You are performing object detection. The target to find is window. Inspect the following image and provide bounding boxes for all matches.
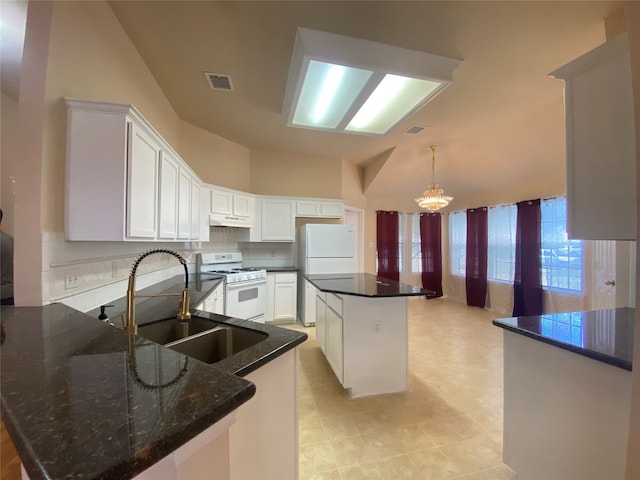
[449,211,466,276]
[541,197,583,292]
[487,204,517,282]
[398,213,422,273]
[411,214,421,273]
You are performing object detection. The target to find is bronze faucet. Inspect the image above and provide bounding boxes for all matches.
[124,249,191,335]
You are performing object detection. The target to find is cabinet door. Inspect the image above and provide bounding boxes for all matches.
[211,189,233,215]
[265,273,275,322]
[296,200,320,217]
[320,201,344,218]
[326,306,343,383]
[261,199,295,241]
[303,279,317,325]
[552,34,636,240]
[315,296,326,354]
[127,122,160,238]
[274,275,297,321]
[158,151,179,239]
[177,170,191,239]
[233,193,252,217]
[190,180,201,240]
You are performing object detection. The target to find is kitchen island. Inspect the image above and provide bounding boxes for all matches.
[305,273,433,398]
[0,275,307,480]
[493,308,634,480]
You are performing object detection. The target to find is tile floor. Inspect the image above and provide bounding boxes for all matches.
[288,297,517,480]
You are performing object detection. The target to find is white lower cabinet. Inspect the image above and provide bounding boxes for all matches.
[325,295,344,383]
[315,292,327,354]
[266,272,297,323]
[199,283,224,315]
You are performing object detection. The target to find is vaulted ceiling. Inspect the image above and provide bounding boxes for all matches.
[4,1,625,209]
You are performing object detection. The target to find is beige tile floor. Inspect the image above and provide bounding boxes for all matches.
[286,297,517,480]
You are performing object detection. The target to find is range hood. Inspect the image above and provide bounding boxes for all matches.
[209,213,253,228]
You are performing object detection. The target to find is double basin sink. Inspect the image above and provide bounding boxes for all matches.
[137,316,267,364]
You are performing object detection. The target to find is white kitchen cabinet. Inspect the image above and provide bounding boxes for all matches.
[211,189,253,218]
[127,121,160,238]
[177,169,192,240]
[64,98,205,241]
[210,188,256,228]
[190,181,201,240]
[550,33,636,240]
[315,292,327,354]
[158,151,179,239]
[300,277,317,326]
[260,198,295,241]
[295,198,344,218]
[199,282,224,315]
[265,274,275,322]
[325,297,344,383]
[274,273,297,322]
[266,272,297,324]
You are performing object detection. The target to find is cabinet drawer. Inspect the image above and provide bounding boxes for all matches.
[276,272,297,283]
[326,293,342,316]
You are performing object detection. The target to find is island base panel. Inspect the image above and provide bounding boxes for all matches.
[503,331,631,480]
[343,296,409,398]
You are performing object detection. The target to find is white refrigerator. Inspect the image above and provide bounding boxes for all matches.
[298,224,356,326]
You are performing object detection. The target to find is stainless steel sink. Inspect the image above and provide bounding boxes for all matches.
[137,316,267,364]
[164,326,267,364]
[138,316,219,345]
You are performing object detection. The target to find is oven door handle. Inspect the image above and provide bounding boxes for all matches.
[225,278,267,290]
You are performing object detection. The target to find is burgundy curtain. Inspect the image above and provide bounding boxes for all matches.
[466,207,488,308]
[419,213,443,297]
[513,199,543,316]
[376,211,400,281]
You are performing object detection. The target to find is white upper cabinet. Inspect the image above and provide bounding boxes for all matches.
[261,198,295,241]
[295,198,344,218]
[551,33,636,240]
[64,98,204,241]
[190,180,201,240]
[126,122,160,238]
[211,189,233,215]
[178,169,192,239]
[157,150,179,240]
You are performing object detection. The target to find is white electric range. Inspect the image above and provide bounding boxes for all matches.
[196,252,267,323]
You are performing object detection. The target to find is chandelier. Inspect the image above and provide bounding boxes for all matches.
[415,145,453,212]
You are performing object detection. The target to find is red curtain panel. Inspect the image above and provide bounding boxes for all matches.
[466,207,488,307]
[419,212,443,297]
[376,211,400,281]
[513,199,543,316]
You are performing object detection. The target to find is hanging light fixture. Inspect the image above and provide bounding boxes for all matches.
[415,145,453,212]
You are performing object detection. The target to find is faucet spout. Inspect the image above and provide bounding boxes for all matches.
[124,249,191,335]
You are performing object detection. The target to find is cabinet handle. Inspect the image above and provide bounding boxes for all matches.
[605,279,616,286]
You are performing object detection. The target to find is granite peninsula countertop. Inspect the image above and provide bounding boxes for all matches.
[492,307,634,371]
[305,273,434,298]
[261,266,298,272]
[1,275,307,480]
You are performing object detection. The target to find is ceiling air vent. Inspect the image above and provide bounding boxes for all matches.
[204,72,234,91]
[403,125,427,135]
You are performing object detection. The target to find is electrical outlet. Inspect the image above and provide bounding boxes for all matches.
[270,250,276,258]
[373,321,381,333]
[111,262,118,278]
[64,269,79,290]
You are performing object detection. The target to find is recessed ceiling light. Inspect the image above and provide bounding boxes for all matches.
[282,27,462,137]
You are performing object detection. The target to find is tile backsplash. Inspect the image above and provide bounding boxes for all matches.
[45,226,295,312]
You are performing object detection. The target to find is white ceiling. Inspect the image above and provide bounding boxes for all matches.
[3,1,624,209]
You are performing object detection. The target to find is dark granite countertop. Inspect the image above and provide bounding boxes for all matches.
[305,273,434,298]
[492,307,634,371]
[1,275,307,480]
[262,266,299,272]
